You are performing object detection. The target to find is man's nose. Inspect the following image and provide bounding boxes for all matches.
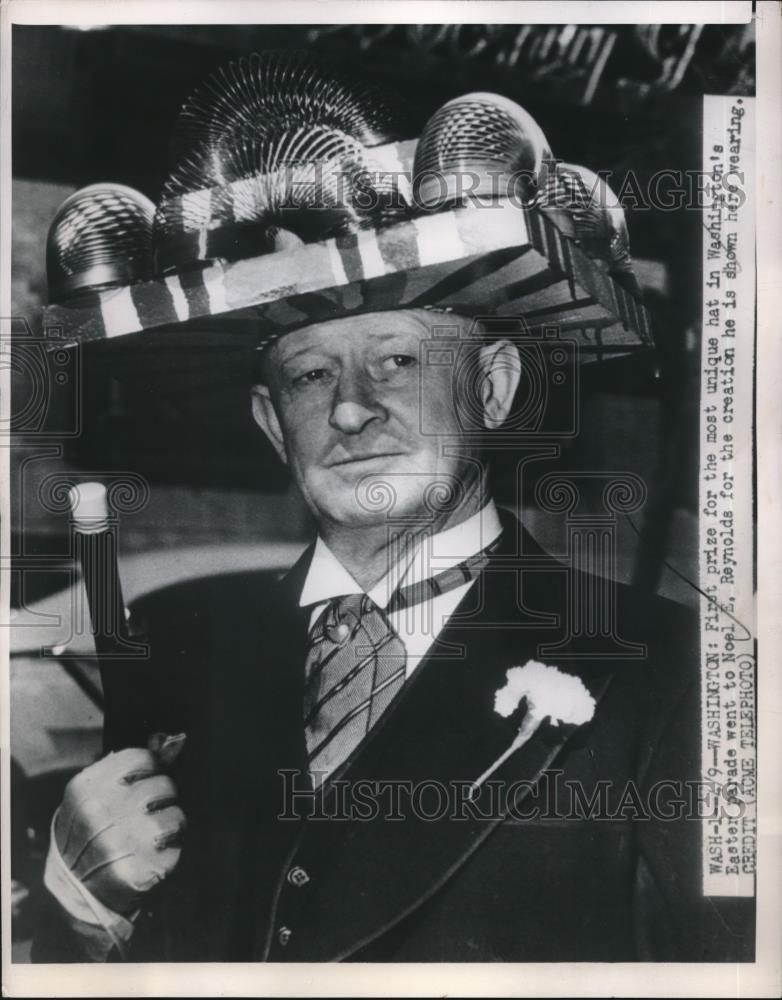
[329,369,386,435]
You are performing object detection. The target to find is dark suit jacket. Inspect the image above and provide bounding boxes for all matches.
[33,513,754,962]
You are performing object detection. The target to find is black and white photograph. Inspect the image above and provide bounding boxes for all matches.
[1,1,779,995]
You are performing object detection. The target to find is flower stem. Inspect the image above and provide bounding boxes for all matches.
[469,712,542,798]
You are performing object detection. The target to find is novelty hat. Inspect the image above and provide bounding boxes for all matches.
[43,50,653,390]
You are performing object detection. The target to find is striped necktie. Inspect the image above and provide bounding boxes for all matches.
[303,538,500,786]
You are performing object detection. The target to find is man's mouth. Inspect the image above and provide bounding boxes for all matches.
[328,451,407,467]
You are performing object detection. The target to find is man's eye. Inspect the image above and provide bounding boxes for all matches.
[383,354,417,371]
[293,369,330,386]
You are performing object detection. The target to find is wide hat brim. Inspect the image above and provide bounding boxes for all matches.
[44,197,653,396]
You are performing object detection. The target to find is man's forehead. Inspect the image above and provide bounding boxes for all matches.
[267,309,474,359]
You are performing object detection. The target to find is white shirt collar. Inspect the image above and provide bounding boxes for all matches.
[298,500,503,610]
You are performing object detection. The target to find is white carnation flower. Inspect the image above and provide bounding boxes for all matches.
[493,660,596,726]
[471,660,596,796]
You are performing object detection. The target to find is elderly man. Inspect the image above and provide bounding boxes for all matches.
[33,53,753,963]
[34,307,751,963]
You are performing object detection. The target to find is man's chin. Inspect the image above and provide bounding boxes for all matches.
[321,494,454,529]
[307,457,471,526]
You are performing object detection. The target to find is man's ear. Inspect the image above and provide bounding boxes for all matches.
[250,384,288,464]
[478,339,522,429]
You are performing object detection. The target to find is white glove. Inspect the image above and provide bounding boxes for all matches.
[54,736,187,916]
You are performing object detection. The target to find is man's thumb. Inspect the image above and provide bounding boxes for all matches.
[147,732,187,767]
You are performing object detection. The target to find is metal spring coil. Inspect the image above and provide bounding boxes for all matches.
[47,183,155,302]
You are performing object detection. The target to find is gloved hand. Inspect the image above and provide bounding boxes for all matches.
[53,735,187,916]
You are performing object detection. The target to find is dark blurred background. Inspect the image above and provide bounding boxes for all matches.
[9,21,755,958]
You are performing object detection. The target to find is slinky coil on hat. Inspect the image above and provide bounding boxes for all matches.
[43,52,654,390]
[170,49,404,157]
[411,95,635,284]
[154,51,410,273]
[413,92,554,209]
[535,162,638,295]
[46,184,156,303]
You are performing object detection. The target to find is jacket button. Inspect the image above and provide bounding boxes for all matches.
[287,865,311,887]
[277,925,292,946]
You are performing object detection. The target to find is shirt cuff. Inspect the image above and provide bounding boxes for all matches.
[43,810,137,961]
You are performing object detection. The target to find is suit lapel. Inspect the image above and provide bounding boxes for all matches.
[261,517,621,961]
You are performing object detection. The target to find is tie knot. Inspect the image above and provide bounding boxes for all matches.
[321,593,374,645]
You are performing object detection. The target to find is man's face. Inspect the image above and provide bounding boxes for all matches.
[252,310,486,529]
